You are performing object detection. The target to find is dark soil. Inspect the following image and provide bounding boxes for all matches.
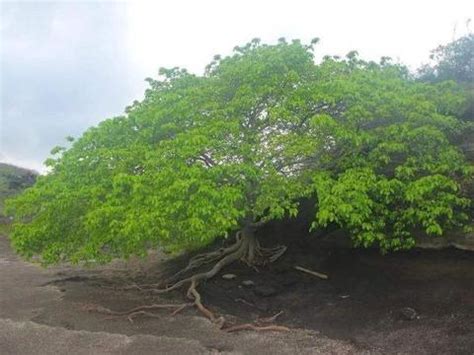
[120,216,474,354]
[202,245,474,354]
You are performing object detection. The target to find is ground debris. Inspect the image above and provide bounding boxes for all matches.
[294,265,328,279]
[400,307,418,321]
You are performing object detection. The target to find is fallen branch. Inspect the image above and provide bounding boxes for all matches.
[294,265,328,279]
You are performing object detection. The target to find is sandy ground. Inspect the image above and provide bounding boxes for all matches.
[0,235,356,355]
[1,229,474,354]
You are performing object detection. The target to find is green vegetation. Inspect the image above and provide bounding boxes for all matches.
[6,39,473,280]
[419,33,474,84]
[417,33,474,206]
[0,163,36,237]
[0,163,36,218]
[419,33,474,122]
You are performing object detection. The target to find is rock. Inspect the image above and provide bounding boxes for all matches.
[400,307,418,320]
[254,285,277,297]
[221,273,237,280]
[242,280,255,287]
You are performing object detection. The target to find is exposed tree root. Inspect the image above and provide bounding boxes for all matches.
[152,230,286,294]
[146,230,286,327]
[167,241,242,285]
[257,310,284,324]
[235,297,256,307]
[81,302,192,323]
[224,324,290,333]
[171,303,190,316]
[108,230,288,331]
[223,310,288,333]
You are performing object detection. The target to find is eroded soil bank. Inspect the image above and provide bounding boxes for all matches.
[202,244,474,354]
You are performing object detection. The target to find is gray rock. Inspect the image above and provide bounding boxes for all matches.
[221,273,237,280]
[242,280,255,287]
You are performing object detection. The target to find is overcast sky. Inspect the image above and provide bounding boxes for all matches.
[1,0,472,172]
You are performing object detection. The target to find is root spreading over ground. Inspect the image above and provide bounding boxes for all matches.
[88,230,289,332]
[82,303,192,323]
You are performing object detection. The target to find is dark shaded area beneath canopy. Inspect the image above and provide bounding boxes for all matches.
[200,222,474,353]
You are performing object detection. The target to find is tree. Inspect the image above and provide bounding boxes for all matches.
[418,33,474,121]
[418,33,474,84]
[303,55,472,251]
[417,32,474,206]
[6,40,472,319]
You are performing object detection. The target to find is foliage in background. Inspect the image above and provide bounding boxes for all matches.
[417,33,474,206]
[6,39,473,264]
[418,33,474,122]
[0,163,37,218]
[418,33,474,84]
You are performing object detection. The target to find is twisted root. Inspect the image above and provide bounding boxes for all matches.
[111,231,288,331]
[81,303,192,323]
[149,231,286,294]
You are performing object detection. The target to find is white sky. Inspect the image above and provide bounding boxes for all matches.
[125,0,473,86]
[1,0,473,172]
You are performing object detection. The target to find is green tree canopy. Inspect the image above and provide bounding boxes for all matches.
[7,39,472,269]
